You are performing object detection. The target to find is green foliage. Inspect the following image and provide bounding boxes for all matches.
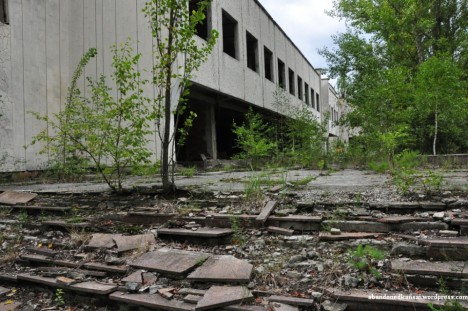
[321,0,468,156]
[243,174,265,202]
[230,216,246,246]
[143,0,219,191]
[179,166,197,178]
[233,108,277,169]
[348,244,385,279]
[54,288,65,306]
[31,42,153,192]
[428,278,466,311]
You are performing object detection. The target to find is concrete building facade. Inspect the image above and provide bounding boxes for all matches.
[0,0,346,172]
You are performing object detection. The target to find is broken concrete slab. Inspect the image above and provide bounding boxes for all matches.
[195,286,253,310]
[42,220,90,229]
[131,248,211,276]
[0,191,37,205]
[17,274,117,295]
[270,302,299,311]
[377,216,428,224]
[113,234,156,253]
[25,247,58,257]
[7,205,72,212]
[157,228,232,238]
[87,233,118,249]
[183,294,203,304]
[267,226,294,236]
[391,259,466,278]
[188,255,253,283]
[122,270,157,286]
[109,291,194,311]
[256,201,277,223]
[319,232,383,241]
[83,262,129,274]
[268,295,315,307]
[0,301,21,311]
[0,286,11,297]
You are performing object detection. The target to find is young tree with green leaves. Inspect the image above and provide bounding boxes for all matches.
[32,42,153,192]
[143,0,218,191]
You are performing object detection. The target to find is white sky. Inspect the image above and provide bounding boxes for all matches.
[257,0,346,71]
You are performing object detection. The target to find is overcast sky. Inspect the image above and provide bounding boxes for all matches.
[257,0,346,71]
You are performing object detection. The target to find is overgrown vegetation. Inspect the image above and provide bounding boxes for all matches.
[32,43,153,192]
[321,0,468,158]
[348,244,385,279]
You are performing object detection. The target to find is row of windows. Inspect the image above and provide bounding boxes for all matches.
[331,108,339,123]
[191,1,320,113]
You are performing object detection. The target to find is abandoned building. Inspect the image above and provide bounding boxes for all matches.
[0,0,350,172]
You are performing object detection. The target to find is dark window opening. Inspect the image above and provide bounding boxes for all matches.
[305,83,309,105]
[288,68,295,96]
[189,0,209,40]
[222,10,237,59]
[278,59,286,89]
[0,0,8,25]
[297,76,303,100]
[246,31,258,72]
[311,88,315,109]
[264,46,273,82]
[316,94,320,112]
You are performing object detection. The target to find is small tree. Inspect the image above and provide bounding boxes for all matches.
[143,0,218,191]
[233,107,276,170]
[32,42,153,192]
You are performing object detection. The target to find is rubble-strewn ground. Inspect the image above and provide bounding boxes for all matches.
[0,168,467,311]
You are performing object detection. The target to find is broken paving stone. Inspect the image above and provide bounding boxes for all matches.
[188,255,253,283]
[178,288,207,296]
[268,295,315,307]
[195,286,253,311]
[330,228,341,235]
[183,294,202,304]
[109,291,193,310]
[131,248,211,276]
[105,255,126,266]
[0,300,22,311]
[271,303,299,311]
[56,276,78,286]
[322,300,347,311]
[122,270,157,286]
[125,282,142,292]
[113,234,156,253]
[158,288,175,299]
[87,233,118,249]
[390,243,426,257]
[439,230,458,237]
[0,286,11,297]
[433,212,446,220]
[0,191,37,205]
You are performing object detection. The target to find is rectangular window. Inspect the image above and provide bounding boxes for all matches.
[0,0,8,24]
[278,59,286,89]
[222,10,238,59]
[297,76,303,100]
[189,0,209,40]
[316,94,320,112]
[311,88,315,109]
[264,46,274,82]
[304,83,309,105]
[246,31,259,72]
[288,68,295,96]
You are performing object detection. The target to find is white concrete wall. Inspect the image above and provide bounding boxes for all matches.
[0,0,326,171]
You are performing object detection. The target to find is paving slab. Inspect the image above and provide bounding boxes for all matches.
[0,191,37,205]
[268,296,315,307]
[319,232,383,241]
[267,226,294,236]
[195,286,253,310]
[122,270,157,285]
[17,274,117,295]
[113,234,156,253]
[109,291,194,311]
[222,305,266,311]
[0,274,17,282]
[452,219,468,226]
[391,259,466,278]
[131,248,211,276]
[256,201,277,223]
[2,205,72,212]
[157,228,233,238]
[25,247,58,257]
[0,286,11,297]
[42,220,91,229]
[267,215,322,222]
[270,303,299,311]
[83,262,129,274]
[188,255,253,283]
[0,301,22,311]
[87,233,118,249]
[378,216,428,224]
[183,294,203,303]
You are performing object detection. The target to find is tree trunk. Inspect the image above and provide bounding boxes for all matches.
[161,9,175,192]
[433,108,438,156]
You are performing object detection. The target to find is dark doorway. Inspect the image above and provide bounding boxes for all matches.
[216,106,245,159]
